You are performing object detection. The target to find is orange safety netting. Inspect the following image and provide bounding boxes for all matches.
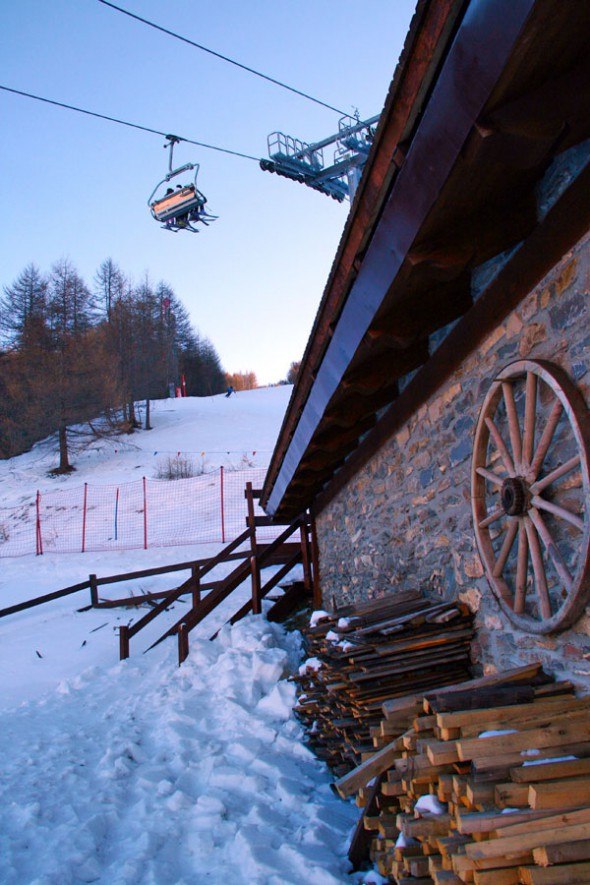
[0,467,276,557]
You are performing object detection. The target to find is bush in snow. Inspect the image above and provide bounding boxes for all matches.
[155,454,206,480]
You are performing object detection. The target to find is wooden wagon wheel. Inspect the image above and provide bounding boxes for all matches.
[472,359,590,633]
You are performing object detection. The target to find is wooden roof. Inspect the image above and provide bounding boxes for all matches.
[262,0,590,520]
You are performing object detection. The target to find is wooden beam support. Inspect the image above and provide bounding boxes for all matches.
[343,341,429,395]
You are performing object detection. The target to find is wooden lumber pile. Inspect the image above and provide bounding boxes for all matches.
[294,592,474,775]
[330,662,590,884]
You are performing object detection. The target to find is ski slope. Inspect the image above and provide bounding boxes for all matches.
[0,389,378,884]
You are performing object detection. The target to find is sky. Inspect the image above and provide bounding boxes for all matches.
[0,0,417,385]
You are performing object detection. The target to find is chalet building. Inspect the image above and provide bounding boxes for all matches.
[262,0,590,682]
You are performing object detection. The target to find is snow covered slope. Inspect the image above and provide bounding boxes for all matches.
[0,388,374,884]
[0,386,293,506]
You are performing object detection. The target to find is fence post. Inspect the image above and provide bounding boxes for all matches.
[119,625,130,660]
[178,623,189,665]
[142,477,148,550]
[81,483,88,553]
[245,482,261,614]
[35,490,43,556]
[220,466,226,543]
[89,573,98,607]
[309,506,322,609]
[300,514,313,596]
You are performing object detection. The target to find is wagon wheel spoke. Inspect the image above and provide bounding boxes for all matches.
[514,519,529,614]
[484,417,516,476]
[530,495,584,531]
[479,506,505,530]
[523,515,551,619]
[522,371,537,470]
[493,518,518,577]
[502,381,522,470]
[528,506,573,592]
[532,455,581,494]
[529,399,563,480]
[476,466,505,488]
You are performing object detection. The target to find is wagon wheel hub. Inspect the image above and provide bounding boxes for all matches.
[500,477,528,516]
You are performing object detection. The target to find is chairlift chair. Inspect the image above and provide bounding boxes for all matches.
[148,136,217,233]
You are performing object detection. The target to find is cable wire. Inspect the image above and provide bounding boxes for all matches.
[0,84,260,161]
[97,0,349,117]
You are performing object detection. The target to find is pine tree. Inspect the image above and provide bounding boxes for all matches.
[0,263,47,346]
[94,258,125,322]
[47,258,93,340]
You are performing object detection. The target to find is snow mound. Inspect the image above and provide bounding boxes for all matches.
[0,617,358,884]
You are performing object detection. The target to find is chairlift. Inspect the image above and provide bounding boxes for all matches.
[148,136,217,233]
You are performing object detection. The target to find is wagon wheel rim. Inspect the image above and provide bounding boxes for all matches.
[471,359,590,634]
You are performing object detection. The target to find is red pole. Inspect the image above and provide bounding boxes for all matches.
[81,482,88,553]
[35,490,43,555]
[220,466,226,543]
[143,476,148,550]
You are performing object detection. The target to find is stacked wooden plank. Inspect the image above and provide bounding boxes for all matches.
[329,663,590,884]
[294,592,474,776]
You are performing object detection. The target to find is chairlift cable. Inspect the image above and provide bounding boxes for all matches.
[0,84,260,162]
[97,0,349,117]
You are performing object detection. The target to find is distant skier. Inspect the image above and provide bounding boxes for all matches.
[225,385,235,398]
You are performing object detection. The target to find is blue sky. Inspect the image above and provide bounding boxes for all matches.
[1,0,416,384]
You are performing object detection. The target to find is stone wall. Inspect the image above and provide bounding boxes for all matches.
[316,231,590,684]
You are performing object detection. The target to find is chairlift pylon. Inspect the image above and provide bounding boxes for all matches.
[148,135,217,233]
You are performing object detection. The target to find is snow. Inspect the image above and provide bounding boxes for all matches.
[394,833,418,848]
[0,388,293,506]
[414,795,447,816]
[478,729,518,738]
[299,657,323,675]
[0,389,371,884]
[0,388,295,558]
[522,755,578,767]
[309,610,331,626]
[0,619,358,884]
[325,630,340,642]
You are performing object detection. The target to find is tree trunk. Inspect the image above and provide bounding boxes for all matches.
[128,400,139,431]
[145,398,152,430]
[58,421,71,472]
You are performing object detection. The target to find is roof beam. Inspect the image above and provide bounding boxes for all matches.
[265,0,537,517]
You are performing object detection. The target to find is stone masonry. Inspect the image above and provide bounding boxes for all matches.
[316,231,590,685]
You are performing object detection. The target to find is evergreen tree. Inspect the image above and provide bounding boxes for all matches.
[47,258,93,340]
[0,263,47,346]
[94,258,125,322]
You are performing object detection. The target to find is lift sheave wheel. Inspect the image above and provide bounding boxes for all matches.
[471,359,590,633]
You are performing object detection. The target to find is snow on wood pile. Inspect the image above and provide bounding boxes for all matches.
[293,593,474,776]
[326,659,590,883]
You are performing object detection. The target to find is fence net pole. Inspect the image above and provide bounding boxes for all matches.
[143,476,148,550]
[35,490,43,556]
[220,466,225,543]
[81,483,88,553]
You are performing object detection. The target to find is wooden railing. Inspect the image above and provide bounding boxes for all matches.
[125,484,314,665]
[176,517,307,662]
